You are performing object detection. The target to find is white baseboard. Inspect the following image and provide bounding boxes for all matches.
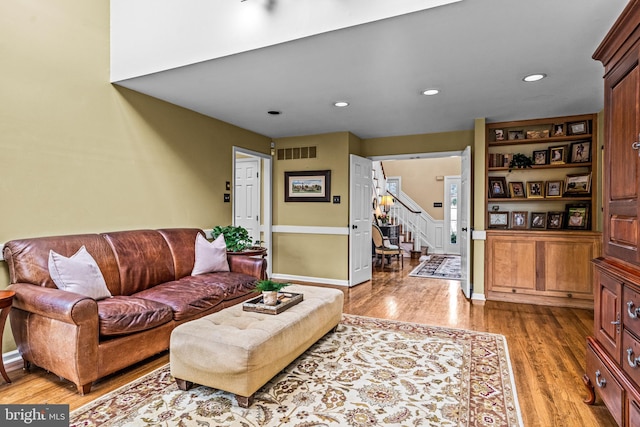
[271,273,349,287]
[3,350,23,373]
[471,292,487,304]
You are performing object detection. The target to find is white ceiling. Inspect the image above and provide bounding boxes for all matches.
[113,0,628,140]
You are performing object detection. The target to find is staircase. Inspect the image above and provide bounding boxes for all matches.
[371,161,445,255]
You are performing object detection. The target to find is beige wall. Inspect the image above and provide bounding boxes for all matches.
[382,157,461,220]
[0,1,270,351]
[362,130,475,156]
[272,133,352,281]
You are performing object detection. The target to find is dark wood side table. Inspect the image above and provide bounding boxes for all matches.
[378,224,400,247]
[0,290,16,384]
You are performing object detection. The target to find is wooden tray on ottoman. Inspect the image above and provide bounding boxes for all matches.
[242,292,303,315]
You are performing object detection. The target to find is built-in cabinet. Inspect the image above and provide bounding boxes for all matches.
[484,114,601,308]
[486,231,600,308]
[584,2,640,425]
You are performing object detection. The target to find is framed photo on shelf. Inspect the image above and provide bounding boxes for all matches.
[553,123,565,136]
[545,180,563,198]
[565,204,590,230]
[488,211,509,229]
[569,141,591,163]
[510,211,528,229]
[549,145,568,164]
[530,212,547,229]
[564,172,592,195]
[547,211,565,229]
[508,130,524,140]
[526,181,544,198]
[494,129,505,141]
[508,181,525,198]
[567,120,589,135]
[533,150,547,165]
[526,129,549,139]
[284,170,331,202]
[488,177,508,198]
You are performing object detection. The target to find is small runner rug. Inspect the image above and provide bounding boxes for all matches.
[70,314,522,426]
[409,255,462,279]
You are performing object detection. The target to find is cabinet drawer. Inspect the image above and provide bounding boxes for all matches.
[587,343,624,426]
[623,329,640,388]
[624,286,640,337]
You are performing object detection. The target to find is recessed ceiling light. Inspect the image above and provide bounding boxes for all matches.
[523,73,547,82]
[267,110,281,115]
[333,101,349,107]
[422,89,439,96]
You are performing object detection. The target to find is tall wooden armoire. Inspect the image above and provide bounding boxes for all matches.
[584,1,640,426]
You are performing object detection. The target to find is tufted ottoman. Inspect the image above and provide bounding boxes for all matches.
[169,284,344,407]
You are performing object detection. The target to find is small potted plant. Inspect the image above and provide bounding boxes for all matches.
[508,153,534,172]
[254,279,289,306]
[211,225,253,252]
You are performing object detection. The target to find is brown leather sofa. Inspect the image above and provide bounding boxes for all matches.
[3,228,266,394]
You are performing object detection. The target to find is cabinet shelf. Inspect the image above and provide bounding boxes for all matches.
[488,196,592,203]
[488,163,591,171]
[488,134,593,147]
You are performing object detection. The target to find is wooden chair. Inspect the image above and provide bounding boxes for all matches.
[372,224,403,269]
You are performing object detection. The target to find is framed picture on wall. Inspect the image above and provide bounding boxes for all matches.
[284,170,331,202]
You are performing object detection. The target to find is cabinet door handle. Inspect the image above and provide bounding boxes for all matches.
[628,348,640,368]
[628,301,640,319]
[595,370,607,388]
[633,138,640,156]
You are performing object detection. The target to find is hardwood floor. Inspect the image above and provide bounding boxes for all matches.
[0,257,617,426]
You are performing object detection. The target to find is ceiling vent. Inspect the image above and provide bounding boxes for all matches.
[277,146,317,160]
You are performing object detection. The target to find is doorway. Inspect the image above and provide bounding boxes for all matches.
[444,176,461,255]
[233,147,272,277]
[365,150,471,297]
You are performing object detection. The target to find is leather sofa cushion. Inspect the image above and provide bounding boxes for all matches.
[3,234,121,293]
[203,271,260,296]
[132,272,258,321]
[101,230,176,295]
[97,296,173,337]
[133,278,226,321]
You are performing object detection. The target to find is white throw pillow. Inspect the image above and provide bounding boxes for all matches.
[191,233,230,275]
[48,246,112,300]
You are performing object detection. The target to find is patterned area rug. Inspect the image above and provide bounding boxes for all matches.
[70,315,522,426]
[409,255,462,279]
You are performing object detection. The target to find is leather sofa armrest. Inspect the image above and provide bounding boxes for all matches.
[8,283,98,325]
[227,256,267,280]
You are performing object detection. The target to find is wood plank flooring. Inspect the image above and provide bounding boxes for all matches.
[0,257,617,426]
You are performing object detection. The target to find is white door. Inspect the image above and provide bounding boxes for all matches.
[234,158,260,245]
[459,146,472,299]
[349,154,372,286]
[444,176,461,255]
